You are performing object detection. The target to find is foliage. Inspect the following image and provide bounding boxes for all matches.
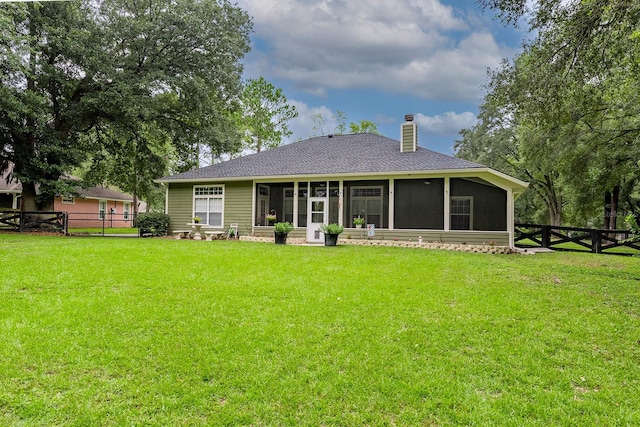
[457,0,640,227]
[318,223,344,235]
[0,235,639,425]
[273,221,293,234]
[349,120,379,134]
[136,212,170,236]
[624,214,640,241]
[311,111,379,137]
[237,77,298,153]
[0,0,251,212]
[353,216,366,226]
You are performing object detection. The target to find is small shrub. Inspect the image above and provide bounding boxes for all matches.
[274,221,294,234]
[318,223,344,235]
[137,212,170,237]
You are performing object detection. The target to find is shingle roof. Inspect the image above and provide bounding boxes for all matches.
[1,164,133,201]
[75,187,133,201]
[159,133,484,181]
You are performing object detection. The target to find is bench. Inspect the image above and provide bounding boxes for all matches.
[204,230,225,241]
[172,230,192,240]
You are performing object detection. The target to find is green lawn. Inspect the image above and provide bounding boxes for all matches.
[1,234,639,426]
[68,227,139,235]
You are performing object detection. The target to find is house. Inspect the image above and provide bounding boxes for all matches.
[157,115,529,247]
[0,167,139,228]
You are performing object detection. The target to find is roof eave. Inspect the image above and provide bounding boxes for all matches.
[156,167,529,191]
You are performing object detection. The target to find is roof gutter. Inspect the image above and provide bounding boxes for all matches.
[155,167,529,191]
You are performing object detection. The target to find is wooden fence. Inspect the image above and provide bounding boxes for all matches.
[515,223,640,255]
[0,211,68,234]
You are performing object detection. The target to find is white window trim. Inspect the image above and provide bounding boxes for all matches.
[193,185,225,228]
[61,195,75,204]
[123,202,131,220]
[450,196,474,230]
[350,185,383,226]
[98,200,107,220]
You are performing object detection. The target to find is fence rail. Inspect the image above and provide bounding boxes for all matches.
[0,211,68,234]
[515,223,640,255]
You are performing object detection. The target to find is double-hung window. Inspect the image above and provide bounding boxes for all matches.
[123,203,131,221]
[99,200,107,219]
[194,185,224,227]
[450,197,473,230]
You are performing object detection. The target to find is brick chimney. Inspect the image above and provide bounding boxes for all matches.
[401,114,417,152]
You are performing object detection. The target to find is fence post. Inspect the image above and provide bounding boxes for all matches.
[542,225,551,248]
[63,212,69,235]
[591,230,602,253]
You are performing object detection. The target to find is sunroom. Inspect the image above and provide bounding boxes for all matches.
[252,175,510,244]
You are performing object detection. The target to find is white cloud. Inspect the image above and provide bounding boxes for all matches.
[415,111,477,136]
[237,0,509,101]
[286,100,338,141]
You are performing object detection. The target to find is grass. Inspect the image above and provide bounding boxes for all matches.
[1,234,639,426]
[68,227,139,235]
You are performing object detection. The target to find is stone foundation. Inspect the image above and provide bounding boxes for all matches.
[239,235,513,254]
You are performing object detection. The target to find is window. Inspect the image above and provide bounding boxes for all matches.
[123,203,131,221]
[194,185,224,227]
[450,197,473,230]
[298,183,308,227]
[98,200,107,219]
[351,186,383,227]
[61,195,75,204]
[283,188,294,223]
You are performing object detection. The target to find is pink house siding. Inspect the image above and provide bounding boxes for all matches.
[54,197,134,228]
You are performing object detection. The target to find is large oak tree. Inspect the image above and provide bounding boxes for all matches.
[456,0,640,227]
[0,0,251,211]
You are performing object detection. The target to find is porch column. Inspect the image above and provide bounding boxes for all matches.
[338,180,344,227]
[444,177,450,231]
[293,182,299,228]
[388,179,394,230]
[507,189,515,248]
[251,182,257,234]
[12,193,19,210]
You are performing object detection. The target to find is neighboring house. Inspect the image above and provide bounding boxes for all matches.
[0,167,139,228]
[53,187,136,228]
[157,115,529,247]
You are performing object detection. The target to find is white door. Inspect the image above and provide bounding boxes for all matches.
[306,197,328,243]
[257,185,269,225]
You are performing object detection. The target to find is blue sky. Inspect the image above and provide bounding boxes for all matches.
[236,0,527,154]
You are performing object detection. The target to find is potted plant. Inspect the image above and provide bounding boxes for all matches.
[353,216,365,228]
[193,216,201,224]
[318,223,344,246]
[266,211,277,225]
[274,221,293,244]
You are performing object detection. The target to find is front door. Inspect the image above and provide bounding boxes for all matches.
[257,185,269,225]
[306,197,328,243]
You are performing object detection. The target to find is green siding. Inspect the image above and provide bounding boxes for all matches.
[167,181,253,236]
[167,183,193,232]
[341,229,509,246]
[401,123,416,152]
[223,181,253,236]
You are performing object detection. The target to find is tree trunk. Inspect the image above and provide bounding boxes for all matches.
[132,193,139,226]
[21,182,39,211]
[604,191,611,229]
[608,186,620,230]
